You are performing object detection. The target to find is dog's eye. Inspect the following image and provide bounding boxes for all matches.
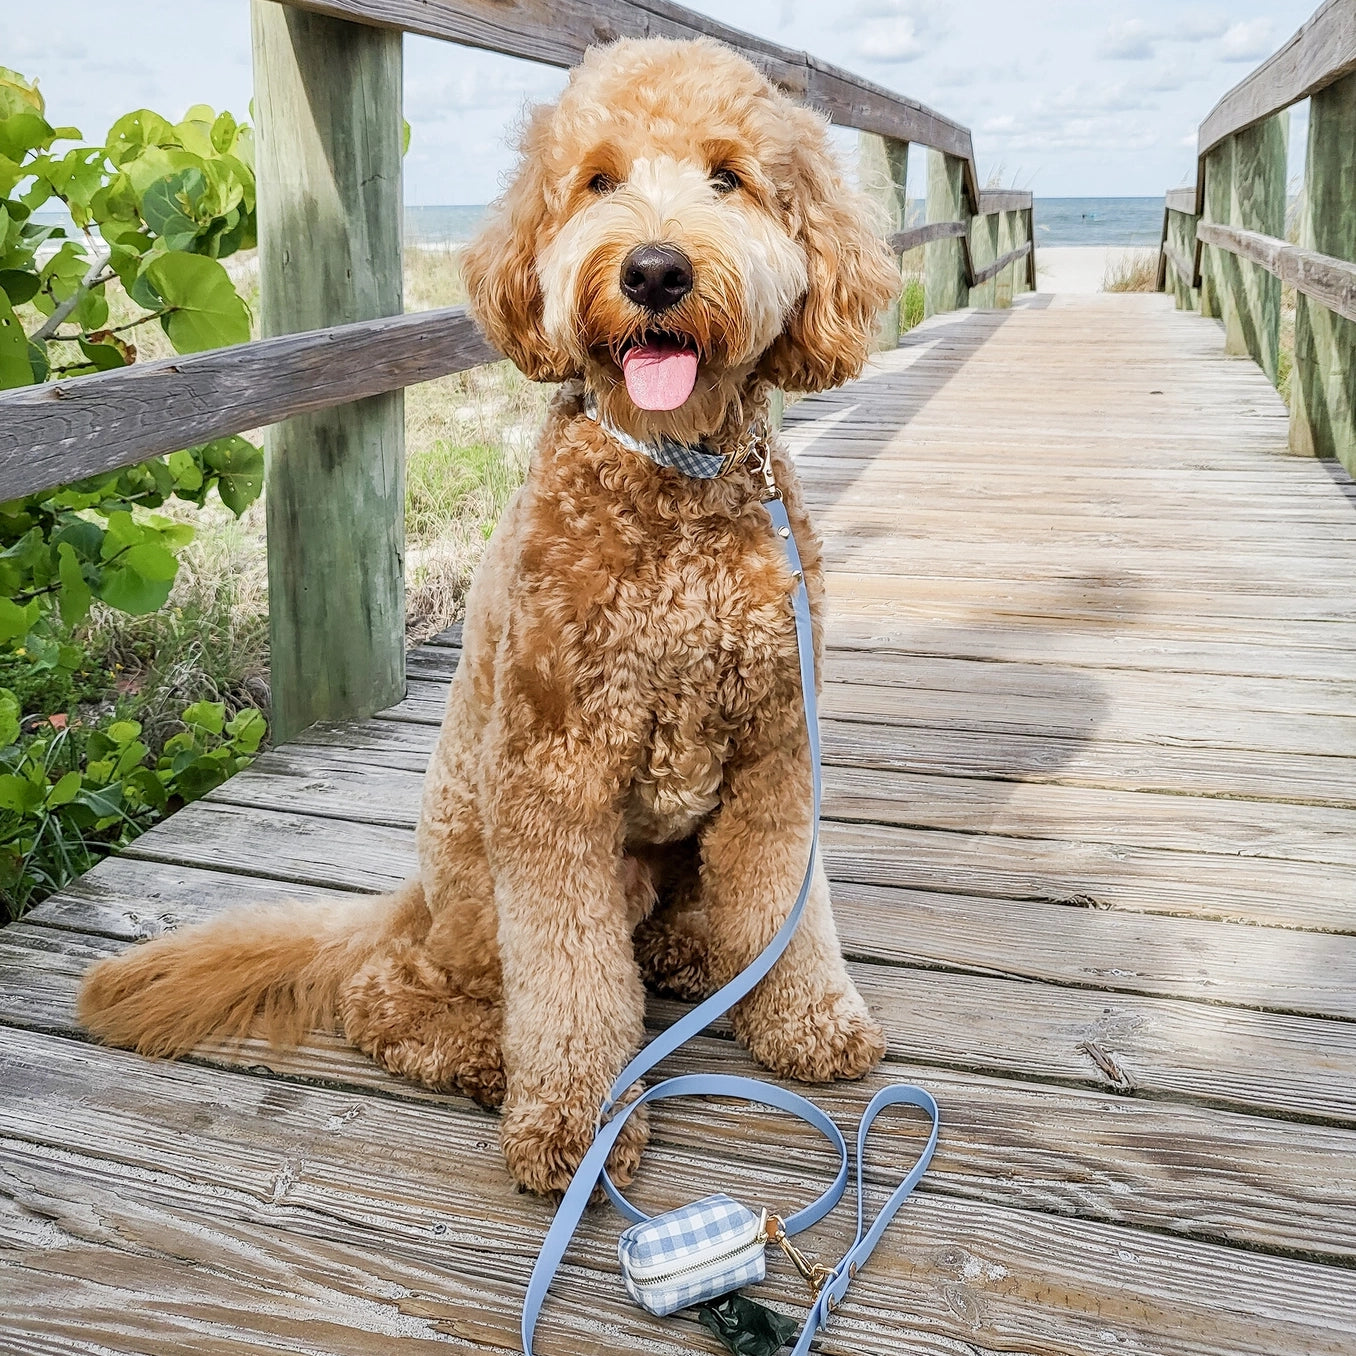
[588,172,617,195]
[711,168,740,195]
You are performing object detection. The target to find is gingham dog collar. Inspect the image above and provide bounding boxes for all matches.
[582,393,734,479]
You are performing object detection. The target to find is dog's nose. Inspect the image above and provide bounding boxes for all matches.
[620,244,693,312]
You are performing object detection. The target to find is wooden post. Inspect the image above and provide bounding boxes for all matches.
[1022,207,1036,293]
[251,1,406,742]
[968,210,997,308]
[1291,71,1356,469]
[1230,112,1288,385]
[859,133,909,348]
[1170,210,1200,311]
[1199,145,1230,320]
[925,151,968,316]
[994,210,1014,309]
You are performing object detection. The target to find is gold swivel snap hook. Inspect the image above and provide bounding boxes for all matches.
[764,1215,832,1298]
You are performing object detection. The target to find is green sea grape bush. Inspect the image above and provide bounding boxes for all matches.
[0,67,264,669]
[0,69,269,914]
[0,691,265,918]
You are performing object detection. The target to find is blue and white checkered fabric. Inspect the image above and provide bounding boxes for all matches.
[582,397,731,480]
[618,1193,766,1316]
[646,437,729,479]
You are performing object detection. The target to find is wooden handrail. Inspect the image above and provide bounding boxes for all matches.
[1196,222,1356,325]
[0,308,496,505]
[285,0,984,207]
[1159,0,1356,466]
[1193,0,1356,213]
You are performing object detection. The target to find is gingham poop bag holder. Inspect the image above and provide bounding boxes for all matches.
[520,484,941,1356]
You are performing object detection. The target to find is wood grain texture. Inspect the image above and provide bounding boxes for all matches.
[279,0,977,166]
[0,307,498,505]
[886,220,965,256]
[252,3,407,740]
[1197,0,1356,160]
[5,291,1356,1352]
[6,1028,1356,1356]
[924,151,967,315]
[1199,221,1356,328]
[1290,69,1356,470]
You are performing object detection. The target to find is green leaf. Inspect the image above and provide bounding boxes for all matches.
[77,337,127,371]
[0,595,37,643]
[106,720,142,747]
[166,449,204,491]
[122,540,178,581]
[56,542,92,628]
[0,111,55,161]
[98,563,173,615]
[199,435,263,515]
[140,250,250,353]
[0,688,19,747]
[141,167,208,251]
[181,700,224,735]
[226,707,266,753]
[0,289,31,389]
[46,770,82,807]
[0,773,44,814]
[210,110,238,155]
[0,268,39,304]
[105,109,177,167]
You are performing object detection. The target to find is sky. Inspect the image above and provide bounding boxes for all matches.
[6,1,1319,203]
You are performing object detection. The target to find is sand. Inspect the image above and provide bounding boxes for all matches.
[1033,245,1157,294]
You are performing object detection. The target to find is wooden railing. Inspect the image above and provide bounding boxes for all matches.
[1158,0,1356,469]
[0,0,1033,738]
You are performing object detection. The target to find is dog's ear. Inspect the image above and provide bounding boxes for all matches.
[758,107,900,394]
[462,107,573,382]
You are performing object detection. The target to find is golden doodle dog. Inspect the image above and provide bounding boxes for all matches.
[78,37,899,1194]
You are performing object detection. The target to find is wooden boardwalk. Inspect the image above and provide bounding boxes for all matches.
[4,291,1356,1354]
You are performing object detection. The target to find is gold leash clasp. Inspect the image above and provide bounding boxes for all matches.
[764,1215,832,1297]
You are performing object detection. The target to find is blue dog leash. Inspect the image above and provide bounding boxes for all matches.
[521,440,939,1353]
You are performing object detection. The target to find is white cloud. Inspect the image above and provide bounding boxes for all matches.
[852,0,945,64]
[1100,20,1157,60]
[1172,9,1229,42]
[1221,19,1275,62]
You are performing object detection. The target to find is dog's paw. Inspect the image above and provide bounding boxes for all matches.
[500,1085,649,1197]
[341,955,506,1107]
[738,988,886,1084]
[635,909,714,1001]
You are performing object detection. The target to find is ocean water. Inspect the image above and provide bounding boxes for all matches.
[404,198,1166,249]
[1031,198,1164,247]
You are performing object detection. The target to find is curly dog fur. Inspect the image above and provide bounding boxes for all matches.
[78,37,898,1194]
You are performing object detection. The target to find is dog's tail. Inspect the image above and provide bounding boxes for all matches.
[77,880,428,1058]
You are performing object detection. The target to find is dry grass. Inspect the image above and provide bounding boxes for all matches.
[1102,250,1159,293]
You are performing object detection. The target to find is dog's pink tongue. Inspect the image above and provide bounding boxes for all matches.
[622,342,698,411]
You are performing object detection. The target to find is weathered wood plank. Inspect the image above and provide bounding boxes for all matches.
[1290,69,1356,470]
[886,220,965,255]
[280,0,977,168]
[0,307,498,505]
[1198,0,1356,163]
[8,915,1356,1268]
[924,151,968,315]
[1196,221,1356,327]
[970,239,1030,289]
[975,190,1032,215]
[859,131,909,348]
[252,2,406,740]
[180,761,1356,934]
[33,819,1356,1023]
[6,1027,1356,1355]
[1165,188,1197,215]
[6,911,1356,1132]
